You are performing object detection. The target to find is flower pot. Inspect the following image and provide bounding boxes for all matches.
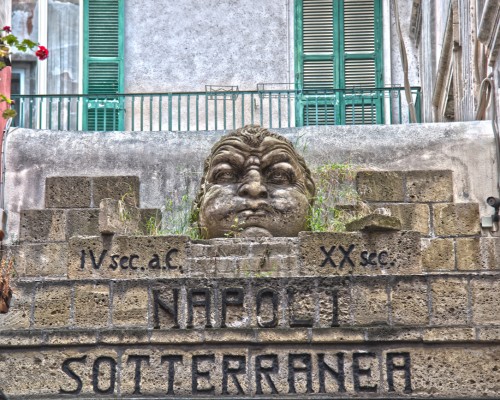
[0,285,12,313]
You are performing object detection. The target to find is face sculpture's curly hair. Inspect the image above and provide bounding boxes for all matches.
[191,125,316,233]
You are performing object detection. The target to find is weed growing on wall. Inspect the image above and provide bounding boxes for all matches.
[309,163,369,232]
[146,193,200,239]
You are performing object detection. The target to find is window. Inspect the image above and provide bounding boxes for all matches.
[295,0,384,125]
[83,0,124,130]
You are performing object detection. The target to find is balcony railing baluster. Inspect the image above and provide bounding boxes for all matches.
[10,87,421,132]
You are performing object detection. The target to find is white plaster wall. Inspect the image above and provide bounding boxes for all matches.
[389,0,421,93]
[0,0,11,27]
[124,0,292,93]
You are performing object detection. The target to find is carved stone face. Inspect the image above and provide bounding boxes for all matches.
[194,126,315,238]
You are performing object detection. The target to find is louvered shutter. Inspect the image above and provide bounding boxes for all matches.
[296,0,383,125]
[84,0,124,131]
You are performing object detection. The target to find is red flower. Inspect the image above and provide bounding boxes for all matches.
[2,26,11,33]
[35,45,49,60]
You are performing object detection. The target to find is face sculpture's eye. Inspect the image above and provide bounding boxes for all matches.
[266,164,295,185]
[212,166,238,184]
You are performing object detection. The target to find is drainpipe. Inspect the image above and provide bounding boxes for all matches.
[478,0,500,44]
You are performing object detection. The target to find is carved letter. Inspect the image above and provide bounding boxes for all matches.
[90,250,107,270]
[255,354,279,395]
[80,250,85,270]
[119,256,129,269]
[352,352,377,393]
[386,352,412,393]
[153,288,180,329]
[187,288,212,328]
[129,254,139,270]
[92,356,117,395]
[165,248,179,269]
[148,254,161,269]
[338,244,355,268]
[127,355,150,395]
[320,246,337,268]
[222,355,246,395]
[256,288,279,328]
[192,354,215,395]
[59,355,87,395]
[317,353,346,393]
[221,288,244,328]
[288,353,313,394]
[378,251,389,266]
[161,355,183,395]
[109,255,119,270]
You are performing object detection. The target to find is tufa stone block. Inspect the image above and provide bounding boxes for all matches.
[99,198,142,235]
[45,176,91,208]
[345,213,402,232]
[421,238,455,271]
[68,235,188,280]
[351,279,388,326]
[74,283,110,328]
[405,170,453,202]
[432,203,480,236]
[299,231,422,276]
[66,208,100,238]
[16,242,67,277]
[111,282,149,327]
[19,209,66,243]
[33,284,71,328]
[0,284,32,330]
[455,238,481,270]
[373,203,430,235]
[390,278,429,325]
[356,170,404,202]
[92,176,140,207]
[470,279,500,325]
[430,278,468,325]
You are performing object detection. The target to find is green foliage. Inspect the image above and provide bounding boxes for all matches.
[2,109,16,119]
[224,217,243,238]
[1,30,48,120]
[1,35,36,52]
[146,193,200,239]
[308,162,369,232]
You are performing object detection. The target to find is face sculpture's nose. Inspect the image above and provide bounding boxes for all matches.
[237,169,268,199]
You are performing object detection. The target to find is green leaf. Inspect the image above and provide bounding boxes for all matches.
[20,39,36,49]
[0,62,5,70]
[0,94,13,104]
[3,34,18,47]
[2,109,17,119]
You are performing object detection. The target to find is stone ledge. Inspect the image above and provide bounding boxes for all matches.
[1,327,497,348]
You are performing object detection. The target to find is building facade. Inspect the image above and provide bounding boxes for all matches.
[1,0,499,131]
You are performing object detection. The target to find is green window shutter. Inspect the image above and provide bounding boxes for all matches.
[83,0,124,131]
[342,0,381,88]
[301,0,335,90]
[295,0,383,125]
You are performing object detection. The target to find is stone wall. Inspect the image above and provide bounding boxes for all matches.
[4,121,496,243]
[1,168,499,398]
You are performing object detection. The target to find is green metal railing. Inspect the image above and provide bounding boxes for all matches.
[10,87,421,132]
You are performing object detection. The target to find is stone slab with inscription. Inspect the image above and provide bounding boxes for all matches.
[1,169,498,399]
[1,345,499,398]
